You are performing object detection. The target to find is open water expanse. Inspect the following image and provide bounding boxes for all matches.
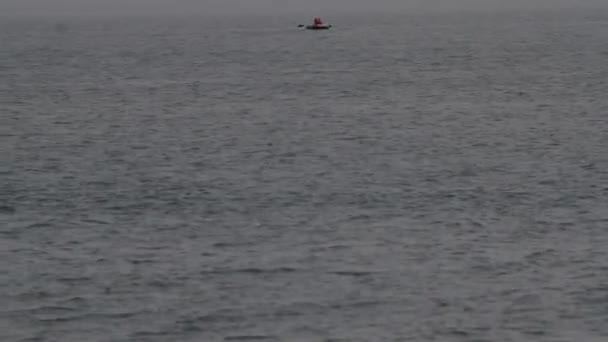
[2,8,608,341]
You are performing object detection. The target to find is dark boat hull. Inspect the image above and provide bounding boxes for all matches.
[306,25,331,30]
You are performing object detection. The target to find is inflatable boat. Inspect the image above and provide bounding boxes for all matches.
[300,17,331,30]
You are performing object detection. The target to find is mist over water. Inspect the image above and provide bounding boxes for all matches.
[2,4,608,342]
[2,0,608,15]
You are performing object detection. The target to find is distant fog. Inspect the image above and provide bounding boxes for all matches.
[2,0,607,15]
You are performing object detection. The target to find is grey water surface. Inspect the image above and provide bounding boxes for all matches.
[2,9,608,342]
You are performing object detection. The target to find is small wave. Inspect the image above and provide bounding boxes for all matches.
[37,306,79,313]
[16,337,44,342]
[224,335,277,341]
[212,241,255,248]
[37,315,79,323]
[58,296,87,305]
[10,305,78,317]
[274,302,325,317]
[57,277,91,283]
[202,267,299,275]
[80,218,110,225]
[37,310,144,323]
[25,222,53,229]
[16,291,53,300]
[309,244,350,252]
[524,249,559,266]
[330,270,375,277]
[129,259,157,265]
[329,300,387,310]
[0,205,15,214]
[180,312,244,324]
[89,311,140,319]
[447,329,470,336]
[132,330,171,337]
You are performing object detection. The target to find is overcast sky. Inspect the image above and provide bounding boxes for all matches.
[2,0,606,15]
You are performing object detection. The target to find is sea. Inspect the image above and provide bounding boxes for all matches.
[2,8,608,342]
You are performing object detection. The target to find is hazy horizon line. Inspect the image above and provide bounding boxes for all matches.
[2,0,607,17]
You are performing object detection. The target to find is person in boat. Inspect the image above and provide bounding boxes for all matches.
[314,17,323,26]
